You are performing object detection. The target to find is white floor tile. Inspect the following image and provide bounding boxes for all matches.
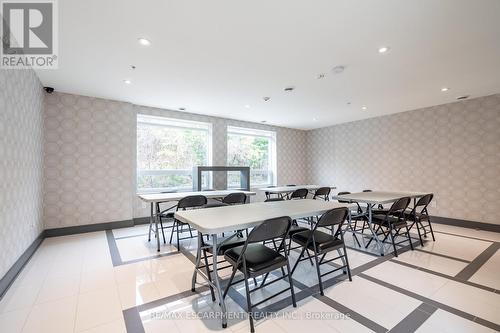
[364,261,449,298]
[0,308,30,333]
[432,224,500,243]
[74,287,123,332]
[117,281,161,309]
[22,296,77,333]
[416,309,497,333]
[419,232,492,261]
[79,318,127,333]
[393,250,468,276]
[431,280,500,325]
[0,284,41,314]
[36,275,80,304]
[323,276,421,329]
[80,268,116,293]
[112,225,150,239]
[115,237,178,262]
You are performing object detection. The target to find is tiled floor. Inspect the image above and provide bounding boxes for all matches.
[0,223,499,333]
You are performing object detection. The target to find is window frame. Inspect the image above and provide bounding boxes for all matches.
[136,114,213,193]
[226,125,277,188]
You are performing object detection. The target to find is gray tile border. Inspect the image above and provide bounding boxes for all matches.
[433,230,497,243]
[390,259,498,294]
[414,248,471,263]
[123,307,145,333]
[388,303,437,333]
[106,229,184,267]
[317,295,388,333]
[106,230,123,266]
[359,273,500,332]
[455,243,500,281]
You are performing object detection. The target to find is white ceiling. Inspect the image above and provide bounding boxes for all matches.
[36,0,500,130]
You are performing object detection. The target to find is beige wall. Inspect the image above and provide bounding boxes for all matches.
[42,91,500,228]
[306,94,500,224]
[43,92,308,228]
[0,69,45,278]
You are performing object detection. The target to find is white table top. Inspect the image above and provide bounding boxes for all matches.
[174,199,351,234]
[258,185,336,194]
[138,190,256,203]
[332,191,431,205]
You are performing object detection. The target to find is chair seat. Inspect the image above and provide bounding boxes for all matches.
[288,225,309,236]
[159,211,175,218]
[403,211,429,221]
[292,230,344,253]
[371,214,407,228]
[224,244,287,275]
[204,236,246,255]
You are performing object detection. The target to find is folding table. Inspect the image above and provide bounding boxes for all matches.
[174,199,350,328]
[259,185,337,199]
[332,191,431,256]
[138,190,256,252]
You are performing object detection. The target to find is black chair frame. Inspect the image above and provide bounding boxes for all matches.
[291,207,352,295]
[170,195,207,250]
[406,194,435,246]
[312,187,331,201]
[365,197,413,256]
[222,216,297,333]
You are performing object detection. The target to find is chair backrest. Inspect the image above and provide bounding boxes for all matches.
[414,193,433,215]
[222,192,247,205]
[313,187,331,200]
[290,188,308,199]
[177,195,207,210]
[264,197,284,202]
[336,191,351,204]
[316,207,349,229]
[387,197,411,217]
[247,216,292,243]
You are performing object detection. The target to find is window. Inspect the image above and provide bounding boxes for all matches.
[227,126,276,188]
[137,115,212,192]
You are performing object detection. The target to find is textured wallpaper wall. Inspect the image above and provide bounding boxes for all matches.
[43,93,308,227]
[0,69,45,278]
[307,94,500,224]
[43,93,136,228]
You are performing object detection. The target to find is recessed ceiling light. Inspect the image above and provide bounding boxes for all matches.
[312,117,317,121]
[123,79,132,84]
[284,86,295,92]
[138,38,151,46]
[441,87,449,92]
[178,107,186,111]
[378,46,390,54]
[130,65,136,70]
[361,106,367,110]
[244,105,251,108]
[331,65,345,74]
